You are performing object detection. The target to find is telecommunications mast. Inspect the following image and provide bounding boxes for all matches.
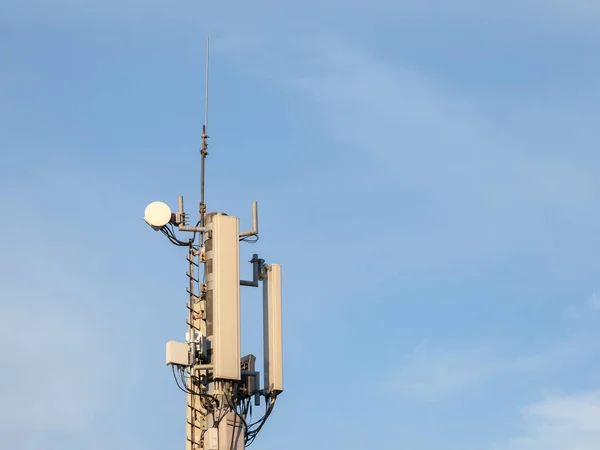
[143,38,283,450]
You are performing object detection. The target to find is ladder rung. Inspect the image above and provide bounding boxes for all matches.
[186,272,199,282]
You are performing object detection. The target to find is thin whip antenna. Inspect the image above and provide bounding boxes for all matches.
[200,37,209,227]
[204,37,209,131]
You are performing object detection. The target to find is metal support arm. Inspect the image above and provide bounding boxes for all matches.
[178,225,208,232]
[240,254,264,287]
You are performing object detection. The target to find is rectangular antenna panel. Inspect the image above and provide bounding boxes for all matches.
[263,264,283,394]
[218,413,244,450]
[206,214,241,380]
[165,341,189,366]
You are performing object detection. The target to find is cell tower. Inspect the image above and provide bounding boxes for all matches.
[143,39,283,450]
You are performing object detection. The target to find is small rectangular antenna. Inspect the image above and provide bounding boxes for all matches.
[206,213,241,380]
[263,264,283,394]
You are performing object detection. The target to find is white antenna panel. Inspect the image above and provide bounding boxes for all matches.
[206,213,241,380]
[263,264,283,394]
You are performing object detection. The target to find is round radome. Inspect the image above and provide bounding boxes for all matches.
[144,201,172,228]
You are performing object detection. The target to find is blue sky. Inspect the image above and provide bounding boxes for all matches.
[1,1,600,449]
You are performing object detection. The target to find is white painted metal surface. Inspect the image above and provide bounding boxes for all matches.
[165,341,189,366]
[218,413,244,450]
[205,428,219,450]
[263,264,283,394]
[207,213,241,380]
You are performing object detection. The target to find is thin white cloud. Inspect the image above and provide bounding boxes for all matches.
[384,329,600,404]
[496,391,600,450]
[514,339,591,373]
[275,38,600,278]
[383,340,498,401]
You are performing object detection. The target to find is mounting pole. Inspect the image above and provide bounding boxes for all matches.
[200,37,209,228]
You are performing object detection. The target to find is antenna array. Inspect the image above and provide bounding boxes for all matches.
[143,39,284,450]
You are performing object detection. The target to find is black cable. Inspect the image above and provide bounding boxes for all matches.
[172,376,274,449]
[172,365,194,394]
[230,410,236,450]
[160,223,195,247]
[189,221,202,246]
[247,401,273,429]
[179,367,219,407]
[223,390,248,450]
[241,398,251,418]
[226,392,248,432]
[170,224,193,246]
[172,366,221,412]
[174,367,198,396]
[244,398,276,447]
[161,227,189,247]
[200,393,220,408]
[240,234,259,243]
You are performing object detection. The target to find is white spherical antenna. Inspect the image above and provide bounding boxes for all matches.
[144,201,172,230]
